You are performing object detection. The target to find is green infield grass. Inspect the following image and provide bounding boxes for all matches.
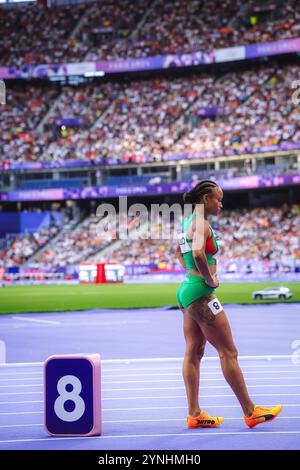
[0,282,299,315]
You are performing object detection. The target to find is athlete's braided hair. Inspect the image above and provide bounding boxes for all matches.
[183,180,219,205]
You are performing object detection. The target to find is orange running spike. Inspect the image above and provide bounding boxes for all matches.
[187,410,224,429]
[244,404,282,429]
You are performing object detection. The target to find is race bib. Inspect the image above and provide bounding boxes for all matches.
[207,297,223,315]
[177,231,192,254]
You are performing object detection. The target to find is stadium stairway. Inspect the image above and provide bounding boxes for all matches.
[130,0,159,40]
[25,213,84,265]
[69,2,94,41]
[36,6,95,135]
[174,67,275,147]
[36,90,66,134]
[91,92,122,131]
[171,81,211,139]
[86,219,150,264]
[36,4,114,140]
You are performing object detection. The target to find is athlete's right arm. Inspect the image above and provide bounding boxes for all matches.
[192,220,218,288]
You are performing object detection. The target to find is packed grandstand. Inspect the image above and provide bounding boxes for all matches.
[1,0,300,67]
[0,0,299,284]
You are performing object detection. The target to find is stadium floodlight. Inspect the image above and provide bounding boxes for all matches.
[84,71,105,78]
[0,79,5,105]
[0,0,35,3]
[49,76,66,83]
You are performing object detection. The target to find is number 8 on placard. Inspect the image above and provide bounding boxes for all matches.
[44,354,101,437]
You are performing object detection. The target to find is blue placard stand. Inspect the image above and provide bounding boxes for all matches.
[44,354,101,437]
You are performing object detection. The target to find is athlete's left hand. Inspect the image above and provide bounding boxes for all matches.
[206,274,219,288]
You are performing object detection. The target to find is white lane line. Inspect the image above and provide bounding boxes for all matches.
[0,377,42,382]
[101,369,300,378]
[106,363,296,368]
[92,364,300,371]
[0,400,43,405]
[0,411,43,416]
[0,371,42,377]
[0,355,296,368]
[88,355,295,362]
[102,384,300,392]
[2,403,300,416]
[1,392,300,405]
[101,376,300,384]
[0,364,298,375]
[0,430,300,444]
[0,384,42,389]
[2,375,300,386]
[0,392,39,396]
[12,317,60,326]
[105,403,300,411]
[101,392,300,401]
[0,365,297,375]
[0,424,43,428]
[61,321,151,327]
[1,415,300,429]
[98,415,300,423]
[1,369,299,381]
[1,382,300,396]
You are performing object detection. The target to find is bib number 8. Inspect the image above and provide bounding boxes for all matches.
[207,297,223,315]
[54,375,85,422]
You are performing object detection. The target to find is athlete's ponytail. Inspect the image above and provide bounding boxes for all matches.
[183,180,219,206]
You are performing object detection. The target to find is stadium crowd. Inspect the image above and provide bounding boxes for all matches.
[1,225,60,267]
[97,204,300,273]
[1,205,298,274]
[86,0,300,60]
[30,213,140,267]
[1,2,299,281]
[0,2,85,68]
[1,0,300,67]
[0,84,59,166]
[2,63,299,167]
[171,65,300,157]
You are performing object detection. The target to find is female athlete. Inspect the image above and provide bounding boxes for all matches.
[176,179,282,429]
